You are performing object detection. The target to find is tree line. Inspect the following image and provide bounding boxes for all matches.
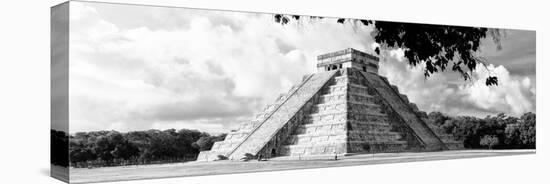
[51,129,226,167]
[426,112,535,149]
[51,112,535,168]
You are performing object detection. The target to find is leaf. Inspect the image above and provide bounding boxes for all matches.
[281,16,290,24]
[374,47,380,55]
[337,18,346,24]
[360,20,372,26]
[274,14,282,23]
[485,76,498,86]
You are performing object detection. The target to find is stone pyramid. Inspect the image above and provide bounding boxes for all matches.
[197,48,462,161]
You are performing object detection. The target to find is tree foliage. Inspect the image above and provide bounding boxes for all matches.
[51,128,227,167]
[480,135,500,149]
[273,15,500,86]
[427,112,535,149]
[518,112,536,146]
[192,133,227,151]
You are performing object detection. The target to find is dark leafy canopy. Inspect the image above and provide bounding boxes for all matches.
[427,112,535,149]
[274,15,499,86]
[57,128,227,167]
[192,133,227,151]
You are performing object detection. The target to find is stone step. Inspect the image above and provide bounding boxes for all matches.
[333,76,351,85]
[309,111,385,119]
[347,92,376,99]
[303,112,388,126]
[291,126,347,137]
[347,119,391,127]
[301,120,347,127]
[347,94,379,104]
[279,143,347,156]
[291,132,348,138]
[345,102,383,113]
[334,75,364,85]
[323,83,368,94]
[346,124,393,132]
[318,93,347,103]
[347,131,403,141]
[285,134,347,145]
[301,118,347,126]
[306,112,347,123]
[317,93,378,105]
[347,141,410,153]
[343,112,388,122]
[311,102,347,114]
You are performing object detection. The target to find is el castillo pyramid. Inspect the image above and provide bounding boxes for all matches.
[197,48,462,161]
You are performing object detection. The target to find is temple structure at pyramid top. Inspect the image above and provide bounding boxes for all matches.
[316,48,380,73]
[197,48,462,161]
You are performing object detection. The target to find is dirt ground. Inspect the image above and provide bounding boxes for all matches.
[70,149,535,183]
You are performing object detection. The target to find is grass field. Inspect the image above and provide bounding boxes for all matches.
[70,149,535,183]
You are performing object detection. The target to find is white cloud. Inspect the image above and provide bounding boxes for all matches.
[68,2,373,133]
[68,2,535,133]
[379,48,536,117]
[462,64,535,116]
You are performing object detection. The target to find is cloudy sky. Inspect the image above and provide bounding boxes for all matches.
[67,1,536,133]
